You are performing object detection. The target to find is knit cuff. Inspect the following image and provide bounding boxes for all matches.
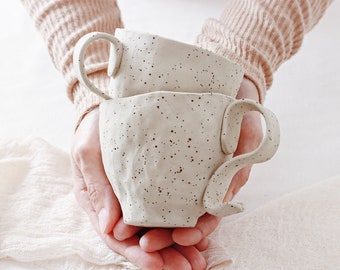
[196,19,268,104]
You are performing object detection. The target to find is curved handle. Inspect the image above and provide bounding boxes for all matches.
[203,99,280,216]
[73,32,123,99]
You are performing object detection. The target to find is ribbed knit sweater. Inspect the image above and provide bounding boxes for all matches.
[21,0,332,125]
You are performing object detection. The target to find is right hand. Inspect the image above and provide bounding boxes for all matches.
[71,107,208,270]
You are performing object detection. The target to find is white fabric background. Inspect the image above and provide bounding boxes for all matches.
[1,139,339,270]
[0,1,339,269]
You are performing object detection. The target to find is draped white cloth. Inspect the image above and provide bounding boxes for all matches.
[1,138,339,269]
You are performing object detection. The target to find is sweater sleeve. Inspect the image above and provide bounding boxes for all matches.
[197,0,333,102]
[20,0,123,126]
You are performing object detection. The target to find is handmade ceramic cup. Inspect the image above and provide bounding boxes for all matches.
[73,29,280,227]
[73,29,244,99]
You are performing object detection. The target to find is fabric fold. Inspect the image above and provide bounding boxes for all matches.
[1,138,339,269]
[0,138,138,269]
[203,174,340,269]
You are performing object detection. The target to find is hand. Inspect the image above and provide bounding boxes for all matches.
[71,108,207,270]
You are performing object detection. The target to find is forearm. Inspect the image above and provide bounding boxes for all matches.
[197,0,333,102]
[21,0,123,125]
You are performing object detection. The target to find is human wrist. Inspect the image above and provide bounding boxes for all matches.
[236,77,260,103]
[196,33,266,102]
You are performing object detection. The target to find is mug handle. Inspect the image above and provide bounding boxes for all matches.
[203,99,280,216]
[73,32,123,99]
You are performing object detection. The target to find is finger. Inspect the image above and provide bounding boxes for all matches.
[105,235,164,270]
[139,229,174,252]
[236,111,263,154]
[195,237,210,252]
[159,247,191,270]
[113,217,143,241]
[225,78,262,200]
[174,245,207,270]
[73,169,100,229]
[74,180,164,270]
[87,175,120,234]
[72,109,122,233]
[73,167,115,240]
[172,213,221,246]
[224,107,263,199]
[73,151,121,234]
[225,165,252,201]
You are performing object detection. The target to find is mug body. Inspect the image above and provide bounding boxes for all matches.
[108,29,244,99]
[99,91,234,227]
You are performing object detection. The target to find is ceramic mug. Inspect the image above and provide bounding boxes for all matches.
[73,30,280,227]
[73,29,245,100]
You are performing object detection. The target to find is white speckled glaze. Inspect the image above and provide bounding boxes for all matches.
[73,30,280,227]
[73,29,244,99]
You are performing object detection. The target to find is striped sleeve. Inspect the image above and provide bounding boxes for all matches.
[197,0,333,102]
[21,0,123,125]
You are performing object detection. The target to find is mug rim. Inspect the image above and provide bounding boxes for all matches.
[114,28,244,74]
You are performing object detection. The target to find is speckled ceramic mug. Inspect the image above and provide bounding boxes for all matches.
[73,29,244,99]
[73,30,280,227]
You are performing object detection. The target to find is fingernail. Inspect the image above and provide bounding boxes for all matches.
[189,229,203,245]
[139,236,149,251]
[98,208,108,234]
[113,229,124,241]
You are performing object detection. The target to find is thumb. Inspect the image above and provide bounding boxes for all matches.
[78,154,121,234]
[224,110,262,201]
[72,108,121,234]
[225,79,263,200]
